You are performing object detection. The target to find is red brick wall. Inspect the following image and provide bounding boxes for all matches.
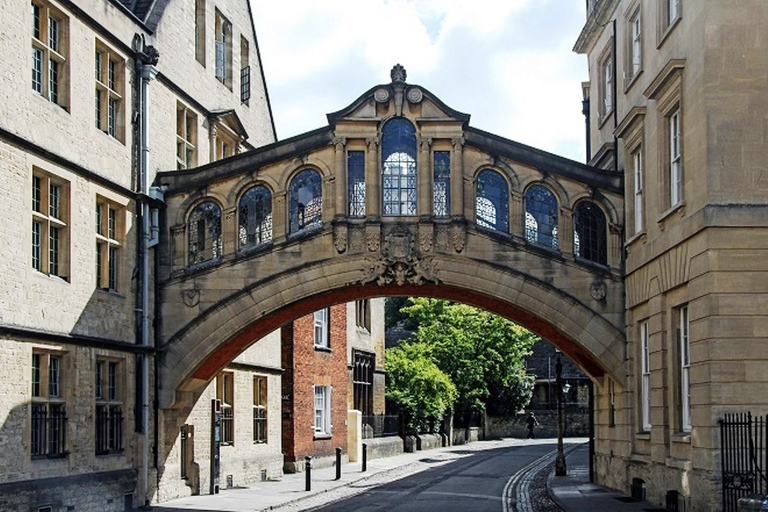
[281,304,348,466]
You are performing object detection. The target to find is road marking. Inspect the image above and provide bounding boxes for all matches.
[502,451,557,512]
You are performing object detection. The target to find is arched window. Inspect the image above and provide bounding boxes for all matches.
[525,185,558,249]
[289,169,322,234]
[238,185,272,248]
[188,201,222,265]
[573,201,607,265]
[381,118,417,216]
[475,169,509,232]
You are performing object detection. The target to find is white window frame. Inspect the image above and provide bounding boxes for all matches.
[313,308,329,348]
[640,321,651,431]
[679,305,691,432]
[629,7,642,79]
[633,149,644,234]
[176,103,197,169]
[669,109,682,206]
[313,385,332,435]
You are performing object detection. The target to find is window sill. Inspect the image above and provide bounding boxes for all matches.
[672,432,691,444]
[314,346,332,353]
[635,431,651,441]
[657,201,685,228]
[313,433,332,441]
[598,110,614,129]
[657,16,682,49]
[625,230,646,248]
[623,69,643,93]
[96,288,126,299]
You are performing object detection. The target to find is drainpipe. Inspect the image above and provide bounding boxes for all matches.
[582,96,591,163]
[133,33,159,508]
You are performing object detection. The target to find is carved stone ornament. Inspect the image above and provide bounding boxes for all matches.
[333,224,347,253]
[451,224,466,253]
[419,229,433,253]
[366,230,380,252]
[390,64,407,83]
[406,87,423,104]
[360,225,439,286]
[435,225,450,251]
[374,88,390,103]
[349,225,365,252]
[182,289,200,308]
[590,281,607,302]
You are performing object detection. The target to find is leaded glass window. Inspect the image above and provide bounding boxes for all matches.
[525,185,558,249]
[475,169,508,232]
[348,151,365,217]
[573,201,607,265]
[381,118,417,216]
[289,169,322,234]
[239,185,272,249]
[433,151,450,217]
[188,201,222,265]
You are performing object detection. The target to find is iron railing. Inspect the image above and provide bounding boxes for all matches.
[220,406,234,445]
[720,412,768,512]
[362,414,401,439]
[31,404,67,458]
[95,405,123,455]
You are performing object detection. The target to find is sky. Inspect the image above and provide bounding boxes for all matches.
[250,0,589,162]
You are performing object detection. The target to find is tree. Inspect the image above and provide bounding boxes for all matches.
[385,342,458,433]
[400,298,536,413]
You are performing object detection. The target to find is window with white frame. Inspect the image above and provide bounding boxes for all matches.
[627,6,642,82]
[253,376,267,444]
[640,321,651,431]
[31,0,68,108]
[663,0,681,32]
[95,359,123,455]
[679,305,691,432]
[599,46,613,121]
[176,103,197,169]
[633,149,644,234]
[214,10,232,88]
[669,108,682,207]
[95,41,124,141]
[31,351,67,458]
[95,198,122,291]
[32,170,68,279]
[217,372,234,445]
[314,308,329,348]
[313,385,332,435]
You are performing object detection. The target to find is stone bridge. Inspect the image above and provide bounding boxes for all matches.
[155,66,625,410]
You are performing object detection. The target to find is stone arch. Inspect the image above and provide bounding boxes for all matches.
[173,189,229,227]
[160,251,626,409]
[523,182,561,250]
[570,189,621,228]
[473,167,511,233]
[227,172,278,206]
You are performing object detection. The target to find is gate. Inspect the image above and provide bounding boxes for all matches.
[720,412,768,512]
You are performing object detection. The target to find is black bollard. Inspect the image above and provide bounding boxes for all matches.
[362,443,368,472]
[305,456,312,491]
[335,447,342,480]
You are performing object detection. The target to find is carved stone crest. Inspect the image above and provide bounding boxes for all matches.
[182,289,200,308]
[361,225,439,286]
[590,281,607,302]
[451,224,466,253]
[333,224,347,253]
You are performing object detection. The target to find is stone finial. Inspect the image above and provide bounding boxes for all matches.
[390,64,407,83]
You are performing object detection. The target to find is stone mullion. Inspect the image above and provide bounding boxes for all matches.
[273,191,287,242]
[510,191,524,238]
[451,137,465,219]
[608,222,622,267]
[560,207,574,255]
[366,138,380,218]
[333,137,346,218]
[418,136,431,218]
[209,122,218,162]
[221,206,237,256]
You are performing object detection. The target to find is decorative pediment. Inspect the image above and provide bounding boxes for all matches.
[209,109,249,142]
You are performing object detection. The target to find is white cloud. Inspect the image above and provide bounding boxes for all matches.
[251,0,588,161]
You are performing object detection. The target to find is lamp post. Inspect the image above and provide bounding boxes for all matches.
[555,349,567,476]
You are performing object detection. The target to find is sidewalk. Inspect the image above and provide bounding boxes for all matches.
[151,438,665,512]
[549,443,666,512]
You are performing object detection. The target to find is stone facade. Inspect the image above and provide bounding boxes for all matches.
[0,0,274,508]
[575,1,768,510]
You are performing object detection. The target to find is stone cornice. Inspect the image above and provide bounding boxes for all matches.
[573,0,619,55]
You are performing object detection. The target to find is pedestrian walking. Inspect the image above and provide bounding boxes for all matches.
[526,412,538,439]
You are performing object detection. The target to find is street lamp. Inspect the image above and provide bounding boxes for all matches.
[555,349,567,476]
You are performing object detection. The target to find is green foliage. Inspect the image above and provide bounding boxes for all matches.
[384,296,417,331]
[399,298,537,412]
[385,343,457,433]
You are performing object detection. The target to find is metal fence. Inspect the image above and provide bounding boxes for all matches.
[362,414,401,439]
[720,412,768,512]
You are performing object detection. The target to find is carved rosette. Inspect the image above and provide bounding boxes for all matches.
[406,87,423,104]
[374,88,390,103]
[333,224,347,253]
[360,225,440,286]
[451,224,466,253]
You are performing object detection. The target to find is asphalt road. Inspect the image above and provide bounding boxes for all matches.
[305,443,556,512]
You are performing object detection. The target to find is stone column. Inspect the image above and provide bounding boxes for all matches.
[418,136,432,218]
[273,191,287,242]
[510,190,524,238]
[170,224,186,272]
[451,137,465,219]
[333,136,347,218]
[560,207,574,255]
[209,122,219,162]
[366,137,380,218]
[608,222,623,267]
[222,206,237,255]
